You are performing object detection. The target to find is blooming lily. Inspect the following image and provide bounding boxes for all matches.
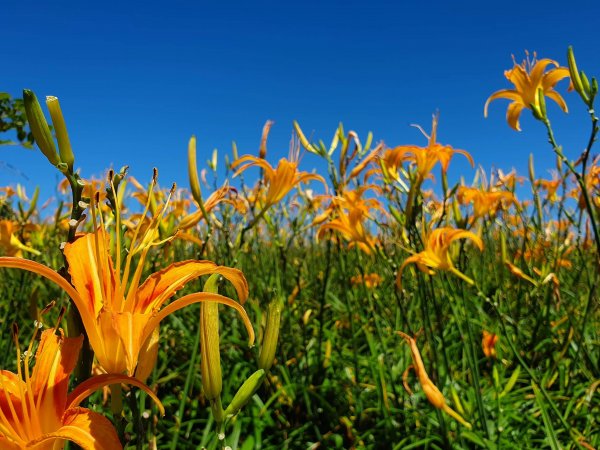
[397,227,483,287]
[0,181,255,377]
[484,53,571,131]
[457,186,516,221]
[0,224,254,377]
[385,114,474,186]
[232,151,325,210]
[0,325,163,449]
[0,221,40,257]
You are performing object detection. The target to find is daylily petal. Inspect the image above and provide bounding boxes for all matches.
[542,67,570,91]
[144,292,255,348]
[64,231,116,317]
[31,331,83,429]
[135,326,160,383]
[545,90,569,113]
[27,408,122,450]
[67,374,164,416]
[529,59,559,85]
[135,260,249,314]
[506,65,532,100]
[0,258,102,366]
[484,89,522,117]
[506,102,525,131]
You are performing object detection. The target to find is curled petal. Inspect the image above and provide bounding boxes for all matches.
[143,292,255,348]
[27,408,122,450]
[67,374,165,416]
[135,260,249,314]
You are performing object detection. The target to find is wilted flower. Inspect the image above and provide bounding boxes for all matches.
[397,331,471,429]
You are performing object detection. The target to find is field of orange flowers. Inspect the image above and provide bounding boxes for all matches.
[0,47,598,449]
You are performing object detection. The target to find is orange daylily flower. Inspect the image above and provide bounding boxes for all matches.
[178,184,239,230]
[0,326,163,450]
[0,223,255,376]
[0,221,40,257]
[457,186,516,221]
[481,330,499,358]
[350,273,382,289]
[484,53,571,131]
[231,152,325,209]
[316,187,383,254]
[536,177,562,202]
[317,208,377,254]
[495,169,525,191]
[397,331,471,429]
[397,227,483,287]
[385,114,474,185]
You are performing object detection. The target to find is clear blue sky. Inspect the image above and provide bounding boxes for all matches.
[2,0,599,203]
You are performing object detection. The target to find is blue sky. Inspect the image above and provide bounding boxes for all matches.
[2,0,599,204]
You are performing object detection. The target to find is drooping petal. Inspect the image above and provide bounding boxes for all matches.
[545,90,569,113]
[27,408,122,450]
[66,374,164,416]
[0,258,93,328]
[135,260,249,314]
[484,89,522,117]
[143,292,255,348]
[231,155,275,180]
[506,102,525,131]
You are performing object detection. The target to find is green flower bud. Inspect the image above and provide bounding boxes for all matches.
[200,274,222,401]
[224,369,265,418]
[23,89,60,166]
[258,298,282,372]
[293,120,321,155]
[46,96,75,172]
[187,136,203,205]
[567,46,590,104]
[581,72,591,99]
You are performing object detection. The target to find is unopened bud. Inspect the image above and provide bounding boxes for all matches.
[46,96,75,172]
[187,136,203,205]
[259,120,273,159]
[224,369,265,418]
[200,274,222,400]
[567,46,590,104]
[581,72,591,98]
[293,120,321,155]
[23,90,60,166]
[531,88,547,121]
[258,298,282,372]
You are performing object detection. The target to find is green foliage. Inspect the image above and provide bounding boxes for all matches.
[0,92,34,148]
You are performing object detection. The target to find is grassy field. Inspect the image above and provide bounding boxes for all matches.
[0,49,598,449]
